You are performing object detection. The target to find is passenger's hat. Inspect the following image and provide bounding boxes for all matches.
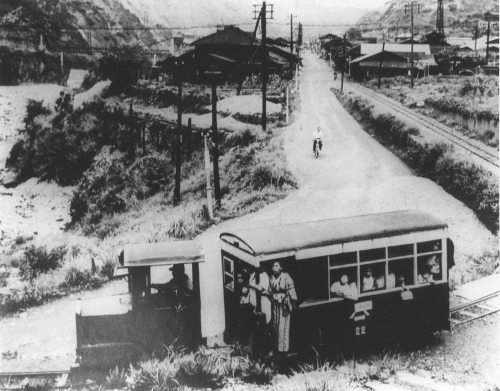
[169,264,185,272]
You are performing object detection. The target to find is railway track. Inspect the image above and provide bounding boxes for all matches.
[0,291,497,382]
[450,290,500,327]
[345,82,499,170]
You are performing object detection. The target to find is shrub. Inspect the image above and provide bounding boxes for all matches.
[18,245,67,281]
[70,150,173,231]
[23,100,52,126]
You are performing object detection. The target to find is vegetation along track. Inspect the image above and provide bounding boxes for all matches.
[347,82,499,170]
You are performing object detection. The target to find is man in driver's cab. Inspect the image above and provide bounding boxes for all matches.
[152,264,193,302]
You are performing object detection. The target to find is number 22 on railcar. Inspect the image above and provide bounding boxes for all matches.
[219,210,453,355]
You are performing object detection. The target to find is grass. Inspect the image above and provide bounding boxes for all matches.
[0,244,116,316]
[124,344,275,390]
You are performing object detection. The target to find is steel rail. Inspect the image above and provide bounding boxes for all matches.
[449,290,500,327]
[345,82,499,169]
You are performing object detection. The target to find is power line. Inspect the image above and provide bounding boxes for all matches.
[0,22,256,31]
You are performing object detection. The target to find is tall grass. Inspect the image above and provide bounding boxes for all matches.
[126,345,274,390]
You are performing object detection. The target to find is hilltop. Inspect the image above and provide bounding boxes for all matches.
[357,0,499,39]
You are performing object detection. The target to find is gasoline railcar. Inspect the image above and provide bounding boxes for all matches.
[220,210,452,354]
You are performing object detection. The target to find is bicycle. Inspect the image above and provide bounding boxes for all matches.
[313,138,322,159]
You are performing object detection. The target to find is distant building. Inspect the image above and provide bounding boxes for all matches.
[350,50,437,79]
[158,26,298,83]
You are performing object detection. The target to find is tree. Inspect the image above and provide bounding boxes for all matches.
[346,27,362,41]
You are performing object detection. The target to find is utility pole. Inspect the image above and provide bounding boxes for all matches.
[211,82,221,209]
[378,42,385,89]
[405,1,420,89]
[486,20,491,64]
[474,20,478,54]
[290,14,293,79]
[173,70,182,205]
[262,2,267,131]
[255,2,273,131]
[341,33,346,93]
[204,130,214,220]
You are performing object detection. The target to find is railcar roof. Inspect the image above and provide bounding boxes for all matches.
[220,210,447,257]
[120,240,204,268]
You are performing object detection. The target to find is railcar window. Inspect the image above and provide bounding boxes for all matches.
[360,263,385,292]
[298,257,329,304]
[329,252,357,266]
[417,239,442,254]
[388,258,414,288]
[360,247,386,262]
[417,254,442,283]
[388,244,414,258]
[223,257,234,291]
[330,266,358,300]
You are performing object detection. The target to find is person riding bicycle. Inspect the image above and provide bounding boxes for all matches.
[312,127,324,154]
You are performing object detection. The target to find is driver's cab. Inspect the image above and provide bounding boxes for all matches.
[75,240,204,368]
[118,241,202,311]
[116,241,203,352]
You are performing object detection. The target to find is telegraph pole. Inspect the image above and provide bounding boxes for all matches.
[341,33,346,92]
[211,82,221,209]
[486,21,491,63]
[262,2,267,131]
[290,14,293,79]
[173,70,182,205]
[255,2,273,131]
[405,1,420,89]
[474,20,478,53]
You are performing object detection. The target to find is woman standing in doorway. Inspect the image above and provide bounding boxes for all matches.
[268,260,297,356]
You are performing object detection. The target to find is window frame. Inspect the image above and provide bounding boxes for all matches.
[299,234,447,308]
[223,256,235,292]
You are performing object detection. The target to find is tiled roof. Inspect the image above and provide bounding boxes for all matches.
[192,26,261,46]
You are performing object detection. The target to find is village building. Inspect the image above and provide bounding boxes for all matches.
[157,26,298,83]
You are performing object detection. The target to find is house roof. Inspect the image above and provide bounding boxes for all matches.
[192,26,260,46]
[351,44,431,56]
[320,33,341,40]
[351,50,432,64]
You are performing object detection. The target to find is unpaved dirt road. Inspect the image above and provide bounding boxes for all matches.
[1,52,498,388]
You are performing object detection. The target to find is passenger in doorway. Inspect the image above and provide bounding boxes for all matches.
[249,265,272,325]
[362,268,375,291]
[330,275,358,300]
[267,260,297,357]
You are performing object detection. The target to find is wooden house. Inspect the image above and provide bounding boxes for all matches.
[158,26,297,83]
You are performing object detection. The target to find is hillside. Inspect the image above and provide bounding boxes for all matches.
[0,0,170,53]
[357,0,499,39]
